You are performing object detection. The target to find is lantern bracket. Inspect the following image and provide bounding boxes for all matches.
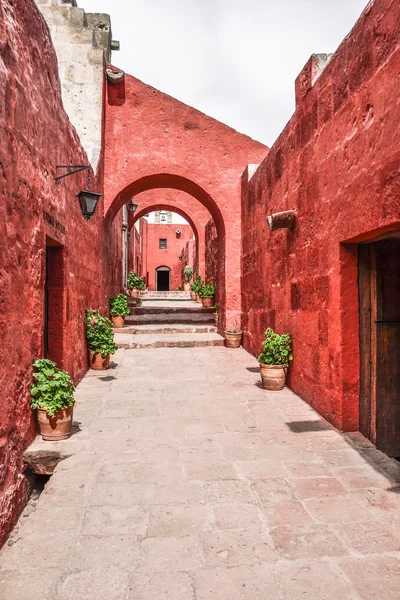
[55,165,90,184]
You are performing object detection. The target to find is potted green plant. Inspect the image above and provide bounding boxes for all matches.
[200,283,215,308]
[257,328,293,390]
[224,322,242,348]
[85,309,117,370]
[110,293,130,328]
[30,359,75,441]
[214,303,219,328]
[183,265,193,291]
[194,276,204,303]
[127,271,146,298]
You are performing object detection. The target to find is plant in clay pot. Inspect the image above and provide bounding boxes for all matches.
[30,359,75,441]
[191,275,204,302]
[109,293,130,328]
[127,271,146,298]
[257,328,293,390]
[183,265,193,291]
[224,322,242,348]
[214,303,219,327]
[200,284,215,308]
[85,309,117,370]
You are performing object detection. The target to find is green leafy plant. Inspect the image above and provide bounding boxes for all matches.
[191,275,204,294]
[184,265,193,283]
[127,271,146,290]
[109,294,130,317]
[85,309,117,357]
[200,284,215,298]
[30,359,75,416]
[258,328,293,366]
[214,303,219,314]
[177,285,183,291]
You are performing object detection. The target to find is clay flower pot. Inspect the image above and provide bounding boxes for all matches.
[129,288,140,299]
[37,406,73,441]
[224,330,242,348]
[214,313,219,328]
[89,352,110,370]
[202,296,214,308]
[111,315,125,328]
[183,283,191,291]
[190,291,196,300]
[259,363,286,390]
[196,295,202,303]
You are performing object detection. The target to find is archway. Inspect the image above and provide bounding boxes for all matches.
[106,173,227,324]
[156,266,171,291]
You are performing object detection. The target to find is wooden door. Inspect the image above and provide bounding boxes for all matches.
[359,239,400,457]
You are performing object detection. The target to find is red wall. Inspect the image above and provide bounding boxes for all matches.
[205,218,218,290]
[0,0,122,546]
[142,224,195,290]
[241,0,400,431]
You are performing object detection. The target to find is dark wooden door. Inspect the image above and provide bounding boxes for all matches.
[359,239,400,457]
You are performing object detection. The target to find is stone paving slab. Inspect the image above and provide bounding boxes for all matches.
[115,332,224,348]
[1,346,400,599]
[114,323,217,334]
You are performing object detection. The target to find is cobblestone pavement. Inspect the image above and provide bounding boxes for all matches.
[1,346,400,599]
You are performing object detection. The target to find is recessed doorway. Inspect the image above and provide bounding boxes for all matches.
[156,266,170,291]
[359,237,400,457]
[44,238,65,366]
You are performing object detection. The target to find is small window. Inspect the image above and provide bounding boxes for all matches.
[159,238,167,249]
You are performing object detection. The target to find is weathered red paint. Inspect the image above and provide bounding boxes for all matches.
[241,0,400,431]
[104,73,267,327]
[0,0,122,545]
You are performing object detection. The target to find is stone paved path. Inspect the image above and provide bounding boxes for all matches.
[1,346,400,599]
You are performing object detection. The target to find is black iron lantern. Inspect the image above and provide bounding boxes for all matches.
[128,199,138,214]
[77,190,102,220]
[179,254,183,261]
[55,165,102,221]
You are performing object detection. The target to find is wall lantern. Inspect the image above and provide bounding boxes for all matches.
[55,165,102,221]
[179,255,183,261]
[128,199,138,214]
[267,209,296,231]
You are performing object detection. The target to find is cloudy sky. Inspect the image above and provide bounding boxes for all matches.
[80,0,369,146]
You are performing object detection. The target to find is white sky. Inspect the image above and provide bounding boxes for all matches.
[145,211,188,225]
[79,0,370,145]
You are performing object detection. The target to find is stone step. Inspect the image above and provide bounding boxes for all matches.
[143,291,190,299]
[114,324,217,335]
[133,306,213,315]
[115,332,224,349]
[125,313,214,325]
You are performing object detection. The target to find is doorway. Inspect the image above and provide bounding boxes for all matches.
[156,267,170,291]
[359,238,400,457]
[44,239,64,366]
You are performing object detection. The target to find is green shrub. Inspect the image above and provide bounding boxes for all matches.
[184,265,193,283]
[191,275,204,295]
[30,359,75,416]
[110,294,130,317]
[127,271,146,290]
[85,309,117,357]
[258,328,293,366]
[200,284,214,297]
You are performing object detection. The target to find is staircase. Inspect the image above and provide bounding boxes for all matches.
[115,293,223,349]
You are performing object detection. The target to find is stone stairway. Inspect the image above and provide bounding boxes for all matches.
[115,296,223,348]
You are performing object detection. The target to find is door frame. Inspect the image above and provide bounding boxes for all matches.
[156,266,171,291]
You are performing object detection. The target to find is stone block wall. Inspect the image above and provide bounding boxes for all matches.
[0,0,122,546]
[241,0,400,431]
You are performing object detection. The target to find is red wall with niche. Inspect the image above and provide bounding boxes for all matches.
[0,0,122,546]
[143,224,195,290]
[241,0,400,431]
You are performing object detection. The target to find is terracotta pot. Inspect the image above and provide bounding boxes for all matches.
[224,330,242,348]
[214,313,219,328]
[259,363,286,390]
[183,283,191,291]
[129,288,140,298]
[202,296,214,308]
[190,291,196,300]
[89,352,110,370]
[111,315,125,328]
[196,295,202,303]
[37,406,73,441]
